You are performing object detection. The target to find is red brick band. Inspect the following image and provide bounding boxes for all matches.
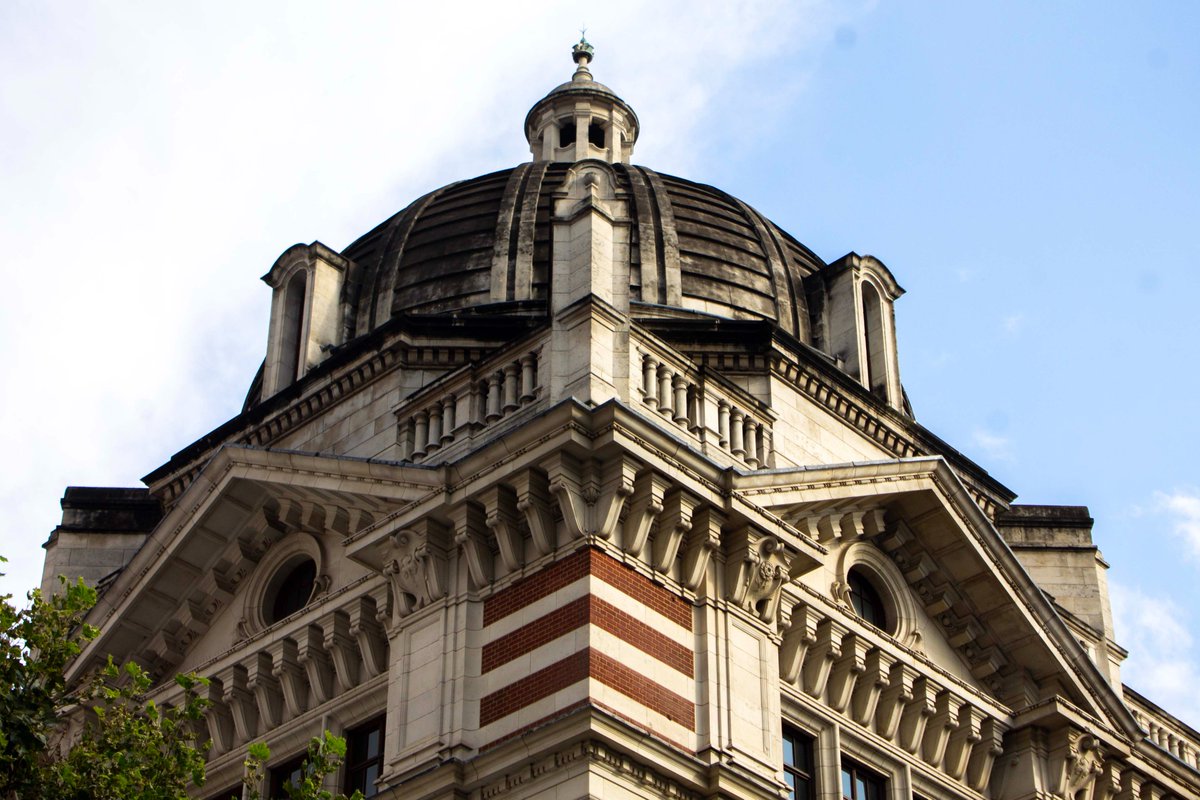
[481,594,693,677]
[479,647,695,729]
[480,649,588,726]
[483,548,590,627]
[590,648,694,728]
[483,548,692,630]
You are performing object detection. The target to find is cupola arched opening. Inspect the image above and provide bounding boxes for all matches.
[588,120,606,148]
[279,270,307,387]
[861,280,887,400]
[559,118,576,148]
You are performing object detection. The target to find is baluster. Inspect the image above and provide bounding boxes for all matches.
[672,376,689,425]
[744,418,759,468]
[503,363,520,412]
[426,404,442,452]
[413,411,429,457]
[485,372,503,422]
[520,352,538,401]
[641,352,658,408]
[730,408,745,458]
[657,364,673,416]
[441,394,456,445]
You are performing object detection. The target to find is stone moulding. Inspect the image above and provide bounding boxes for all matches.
[779,592,1010,792]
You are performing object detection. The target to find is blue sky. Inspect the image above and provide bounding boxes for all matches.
[1,2,1197,726]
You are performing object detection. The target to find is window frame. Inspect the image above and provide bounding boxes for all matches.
[841,759,886,800]
[783,726,816,800]
[847,566,888,631]
[268,752,308,799]
[343,715,387,798]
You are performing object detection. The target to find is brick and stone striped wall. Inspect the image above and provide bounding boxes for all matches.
[477,547,696,750]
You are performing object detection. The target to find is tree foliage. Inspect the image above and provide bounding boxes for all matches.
[0,561,99,799]
[241,732,364,800]
[2,559,370,800]
[52,659,210,800]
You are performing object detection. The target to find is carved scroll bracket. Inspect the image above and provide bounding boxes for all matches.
[379,519,449,623]
[726,524,794,623]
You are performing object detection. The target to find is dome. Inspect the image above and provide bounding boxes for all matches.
[334,39,825,346]
[248,40,903,412]
[340,162,824,343]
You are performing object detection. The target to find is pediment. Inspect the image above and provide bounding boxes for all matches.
[735,457,1139,738]
[68,445,442,684]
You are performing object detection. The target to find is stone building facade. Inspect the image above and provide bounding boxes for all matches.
[43,40,1200,800]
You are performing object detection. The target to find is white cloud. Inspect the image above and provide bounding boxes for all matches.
[1001,312,1024,336]
[0,2,874,598]
[1110,581,1200,730]
[1155,490,1200,560]
[970,428,1013,462]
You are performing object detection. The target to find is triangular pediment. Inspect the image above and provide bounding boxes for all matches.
[68,445,442,684]
[734,457,1140,738]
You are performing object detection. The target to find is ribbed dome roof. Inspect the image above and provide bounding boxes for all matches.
[341,161,825,343]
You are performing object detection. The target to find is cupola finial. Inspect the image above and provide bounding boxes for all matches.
[525,35,638,164]
[572,32,594,81]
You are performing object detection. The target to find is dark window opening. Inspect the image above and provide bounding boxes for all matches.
[861,282,887,400]
[279,271,307,386]
[269,753,307,800]
[588,121,605,148]
[345,716,386,798]
[559,120,576,147]
[783,727,815,800]
[841,761,885,800]
[267,557,316,625]
[848,567,887,631]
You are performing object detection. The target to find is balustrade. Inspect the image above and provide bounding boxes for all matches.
[399,346,543,461]
[637,348,773,469]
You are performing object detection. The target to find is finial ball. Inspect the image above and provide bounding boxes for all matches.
[572,35,594,65]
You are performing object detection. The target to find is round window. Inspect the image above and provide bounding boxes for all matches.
[847,567,889,631]
[265,557,316,625]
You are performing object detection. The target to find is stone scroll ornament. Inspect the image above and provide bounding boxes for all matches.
[381,524,448,620]
[728,528,793,623]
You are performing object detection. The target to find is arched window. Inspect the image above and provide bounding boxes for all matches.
[279,271,307,386]
[847,567,887,630]
[559,119,576,147]
[588,120,605,148]
[861,282,887,400]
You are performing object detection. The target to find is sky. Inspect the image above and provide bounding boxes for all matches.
[1,2,1198,728]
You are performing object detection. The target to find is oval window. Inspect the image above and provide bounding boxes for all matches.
[266,557,316,625]
[847,567,888,631]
